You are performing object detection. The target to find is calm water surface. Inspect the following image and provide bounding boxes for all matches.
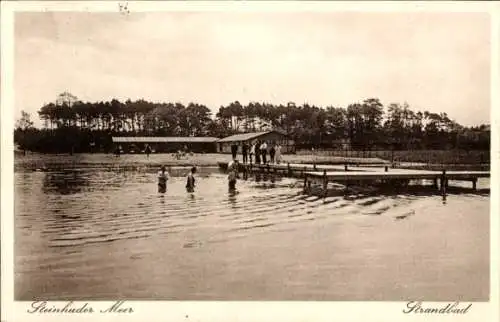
[15,160,490,301]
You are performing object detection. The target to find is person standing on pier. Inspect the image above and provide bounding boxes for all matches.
[231,143,238,161]
[145,144,152,158]
[249,142,256,164]
[114,145,122,157]
[255,140,261,164]
[275,144,282,164]
[269,143,276,164]
[158,165,170,193]
[260,141,268,164]
[242,142,248,164]
[186,166,197,193]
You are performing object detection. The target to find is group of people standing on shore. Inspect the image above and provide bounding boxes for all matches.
[231,141,282,165]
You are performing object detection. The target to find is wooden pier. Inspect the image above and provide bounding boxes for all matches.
[304,169,489,196]
[218,161,490,197]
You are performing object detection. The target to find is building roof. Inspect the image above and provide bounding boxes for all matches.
[112,137,218,143]
[217,130,285,143]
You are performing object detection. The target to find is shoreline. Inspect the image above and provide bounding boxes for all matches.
[14,152,490,172]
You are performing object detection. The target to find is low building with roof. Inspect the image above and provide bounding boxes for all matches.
[216,130,295,154]
[112,136,218,153]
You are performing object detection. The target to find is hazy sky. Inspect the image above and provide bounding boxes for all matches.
[15,11,491,126]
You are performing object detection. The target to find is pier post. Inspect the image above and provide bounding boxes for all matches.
[303,174,308,193]
[440,170,447,200]
[344,164,348,171]
[322,170,328,198]
[384,166,388,172]
[313,162,317,171]
[472,178,477,191]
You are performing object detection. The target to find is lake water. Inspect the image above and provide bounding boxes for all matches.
[14,157,490,301]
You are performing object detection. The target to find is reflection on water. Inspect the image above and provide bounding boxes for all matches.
[42,171,90,195]
[14,165,490,301]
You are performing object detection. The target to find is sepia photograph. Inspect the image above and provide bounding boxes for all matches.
[2,1,499,321]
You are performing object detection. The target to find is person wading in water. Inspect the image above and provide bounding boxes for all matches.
[186,166,197,193]
[226,159,240,192]
[158,165,169,193]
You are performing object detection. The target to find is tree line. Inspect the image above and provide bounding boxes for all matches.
[14,92,490,153]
